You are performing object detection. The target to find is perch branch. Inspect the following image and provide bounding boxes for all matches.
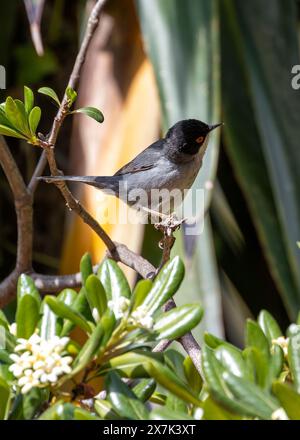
[28,0,108,194]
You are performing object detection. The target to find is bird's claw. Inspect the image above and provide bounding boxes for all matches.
[154,213,187,236]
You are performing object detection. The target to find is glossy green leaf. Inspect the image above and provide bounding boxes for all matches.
[258,310,282,342]
[85,274,107,321]
[5,97,29,135]
[132,379,156,402]
[221,369,279,419]
[203,396,241,420]
[288,331,300,393]
[150,406,194,421]
[215,345,250,380]
[246,319,270,356]
[66,86,77,106]
[38,401,74,420]
[38,86,60,106]
[60,288,91,336]
[142,256,184,314]
[72,106,104,123]
[153,304,203,340]
[80,252,93,285]
[94,399,119,420]
[0,124,27,139]
[39,303,59,340]
[23,388,47,420]
[0,377,11,420]
[24,86,34,114]
[28,106,41,135]
[106,371,149,420]
[57,288,77,306]
[71,320,104,377]
[131,279,152,310]
[97,259,131,301]
[16,274,41,338]
[102,351,202,407]
[272,381,300,420]
[183,355,202,395]
[73,408,100,420]
[45,296,92,334]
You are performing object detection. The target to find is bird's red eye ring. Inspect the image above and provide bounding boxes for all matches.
[196,136,204,144]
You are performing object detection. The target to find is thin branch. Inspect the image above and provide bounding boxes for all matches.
[0,136,33,305]
[28,0,108,194]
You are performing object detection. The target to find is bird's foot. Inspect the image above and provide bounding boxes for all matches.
[155,213,186,245]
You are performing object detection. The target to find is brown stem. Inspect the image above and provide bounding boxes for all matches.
[28,0,108,194]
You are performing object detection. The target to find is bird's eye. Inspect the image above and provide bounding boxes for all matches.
[196,136,204,144]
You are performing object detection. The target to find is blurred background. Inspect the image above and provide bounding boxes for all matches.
[1,0,300,347]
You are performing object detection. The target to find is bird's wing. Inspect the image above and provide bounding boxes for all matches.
[114,140,163,176]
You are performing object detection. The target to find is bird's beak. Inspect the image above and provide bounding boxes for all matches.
[208,122,223,132]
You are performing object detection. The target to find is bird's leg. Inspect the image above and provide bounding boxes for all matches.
[155,213,187,273]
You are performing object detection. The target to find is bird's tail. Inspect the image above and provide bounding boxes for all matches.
[37,175,120,193]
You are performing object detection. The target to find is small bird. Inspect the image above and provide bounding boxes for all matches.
[39,119,222,220]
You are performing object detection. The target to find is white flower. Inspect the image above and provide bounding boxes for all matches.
[9,323,17,336]
[272,336,289,357]
[9,334,73,394]
[130,306,154,330]
[272,407,289,420]
[107,297,130,319]
[194,407,204,420]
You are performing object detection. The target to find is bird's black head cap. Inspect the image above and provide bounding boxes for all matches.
[165,119,213,158]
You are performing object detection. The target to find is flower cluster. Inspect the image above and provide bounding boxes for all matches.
[107,297,130,319]
[130,305,154,330]
[272,336,289,357]
[9,333,73,394]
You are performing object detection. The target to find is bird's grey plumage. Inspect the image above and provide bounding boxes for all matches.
[39,119,222,216]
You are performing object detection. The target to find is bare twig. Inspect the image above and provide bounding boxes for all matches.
[28,0,108,194]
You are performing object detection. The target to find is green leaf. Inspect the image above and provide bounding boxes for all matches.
[71,320,104,377]
[153,304,203,340]
[38,87,60,106]
[66,86,77,107]
[23,388,47,420]
[215,345,251,380]
[132,379,156,402]
[221,369,279,419]
[131,279,152,310]
[106,371,149,420]
[72,106,104,123]
[45,296,92,334]
[246,319,270,357]
[57,288,77,306]
[142,256,184,314]
[24,86,34,114]
[73,408,100,420]
[0,377,11,420]
[28,106,41,135]
[38,401,74,420]
[16,274,41,338]
[288,331,300,393]
[85,275,107,321]
[80,252,93,285]
[272,381,300,420]
[97,259,131,301]
[94,399,120,420]
[39,302,59,340]
[102,351,202,407]
[0,124,27,139]
[150,406,194,420]
[60,288,91,336]
[258,310,282,342]
[5,97,30,136]
[203,396,241,420]
[183,355,202,395]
